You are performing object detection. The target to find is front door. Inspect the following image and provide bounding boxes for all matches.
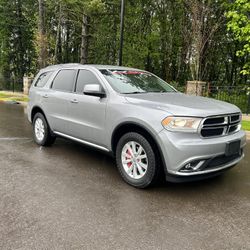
[67,69,107,146]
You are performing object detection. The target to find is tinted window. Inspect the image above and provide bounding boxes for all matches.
[76,70,101,93]
[52,70,76,92]
[35,71,53,88]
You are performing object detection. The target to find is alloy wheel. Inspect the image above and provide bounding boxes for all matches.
[34,117,45,142]
[121,141,148,179]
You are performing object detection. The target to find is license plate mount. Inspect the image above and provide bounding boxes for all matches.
[225,140,241,156]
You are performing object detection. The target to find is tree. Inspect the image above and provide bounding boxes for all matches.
[226,0,250,75]
[56,0,104,64]
[0,0,36,88]
[184,0,225,81]
[38,0,47,68]
[0,0,248,90]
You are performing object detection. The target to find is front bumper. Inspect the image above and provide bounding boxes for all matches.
[156,129,246,181]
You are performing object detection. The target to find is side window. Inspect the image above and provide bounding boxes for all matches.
[76,70,101,93]
[35,71,53,88]
[52,70,76,92]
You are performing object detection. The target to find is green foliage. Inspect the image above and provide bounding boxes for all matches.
[211,90,249,113]
[0,0,249,89]
[0,0,36,89]
[226,0,250,75]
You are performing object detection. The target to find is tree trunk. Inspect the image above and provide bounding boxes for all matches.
[16,0,25,81]
[80,14,89,64]
[54,3,62,64]
[38,0,47,68]
[64,16,70,63]
[112,10,117,65]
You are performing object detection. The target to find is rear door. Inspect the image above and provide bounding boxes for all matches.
[42,69,77,133]
[67,69,108,146]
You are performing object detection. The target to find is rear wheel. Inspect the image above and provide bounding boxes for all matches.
[33,113,56,146]
[116,132,160,188]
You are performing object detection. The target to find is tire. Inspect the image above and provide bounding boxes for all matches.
[116,132,160,188]
[33,112,56,146]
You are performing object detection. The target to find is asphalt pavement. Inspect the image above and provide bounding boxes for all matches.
[0,103,250,250]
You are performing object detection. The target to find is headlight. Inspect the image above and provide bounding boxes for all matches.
[161,116,202,132]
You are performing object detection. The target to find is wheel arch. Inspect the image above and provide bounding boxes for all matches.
[111,122,167,172]
[31,106,48,123]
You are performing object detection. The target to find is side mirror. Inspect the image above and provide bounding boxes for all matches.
[83,84,106,98]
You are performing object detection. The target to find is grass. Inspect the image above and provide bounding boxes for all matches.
[242,120,250,131]
[0,91,29,102]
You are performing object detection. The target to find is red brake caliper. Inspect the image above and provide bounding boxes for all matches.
[126,149,132,168]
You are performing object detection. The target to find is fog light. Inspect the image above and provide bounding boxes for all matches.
[180,160,205,172]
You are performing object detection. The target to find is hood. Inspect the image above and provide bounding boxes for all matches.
[125,92,240,117]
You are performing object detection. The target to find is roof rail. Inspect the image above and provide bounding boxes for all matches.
[43,63,83,70]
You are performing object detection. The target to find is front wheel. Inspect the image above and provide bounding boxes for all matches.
[33,113,56,146]
[116,132,160,188]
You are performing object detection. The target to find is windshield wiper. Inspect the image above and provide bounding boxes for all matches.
[147,90,170,93]
[123,91,147,94]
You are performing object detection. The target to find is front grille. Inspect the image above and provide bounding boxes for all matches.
[200,113,241,138]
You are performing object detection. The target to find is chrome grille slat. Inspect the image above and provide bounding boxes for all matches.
[202,122,228,127]
[200,113,241,138]
[202,126,227,130]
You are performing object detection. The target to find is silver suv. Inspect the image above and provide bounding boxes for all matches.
[27,64,246,188]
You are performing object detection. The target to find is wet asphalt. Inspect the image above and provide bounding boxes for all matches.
[0,103,249,250]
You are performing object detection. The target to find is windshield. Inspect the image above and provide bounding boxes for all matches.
[99,69,176,94]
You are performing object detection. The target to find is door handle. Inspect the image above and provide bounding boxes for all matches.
[42,94,49,98]
[70,99,78,104]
